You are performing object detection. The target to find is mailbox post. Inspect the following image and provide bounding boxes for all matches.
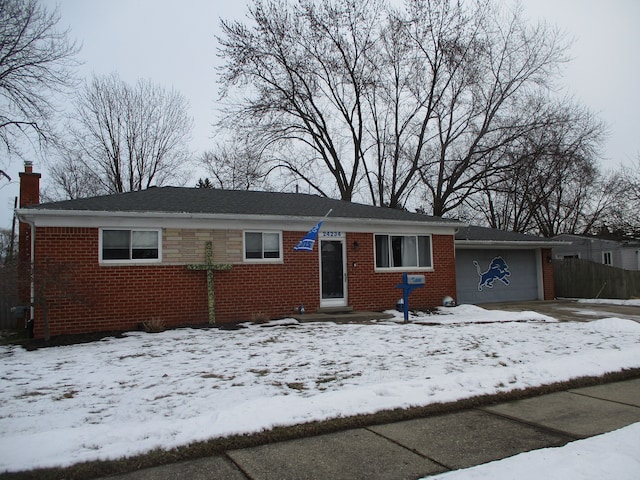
[395,273,425,322]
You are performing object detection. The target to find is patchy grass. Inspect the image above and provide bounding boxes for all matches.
[286,382,306,391]
[54,390,78,401]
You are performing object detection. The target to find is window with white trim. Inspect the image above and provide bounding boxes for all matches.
[101,229,160,262]
[602,251,612,265]
[244,231,282,261]
[374,234,432,269]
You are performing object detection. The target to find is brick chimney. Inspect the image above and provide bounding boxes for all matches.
[18,161,41,306]
[19,160,41,208]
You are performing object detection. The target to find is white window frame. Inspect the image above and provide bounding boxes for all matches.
[243,231,283,263]
[602,251,613,266]
[374,233,433,271]
[99,228,162,264]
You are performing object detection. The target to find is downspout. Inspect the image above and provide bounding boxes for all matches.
[29,220,35,324]
[17,211,36,330]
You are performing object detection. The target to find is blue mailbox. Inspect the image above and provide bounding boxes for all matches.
[395,273,425,322]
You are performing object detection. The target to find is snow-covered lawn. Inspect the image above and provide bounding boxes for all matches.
[1,305,640,473]
[427,422,640,480]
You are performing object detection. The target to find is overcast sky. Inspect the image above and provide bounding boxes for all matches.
[1,0,638,228]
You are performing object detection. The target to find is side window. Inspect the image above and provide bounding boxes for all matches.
[101,229,160,262]
[244,231,282,261]
[602,251,612,265]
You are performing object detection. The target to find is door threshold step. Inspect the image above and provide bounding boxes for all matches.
[316,306,354,314]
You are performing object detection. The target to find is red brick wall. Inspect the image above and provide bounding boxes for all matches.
[32,227,209,338]
[346,233,457,311]
[214,231,320,322]
[30,227,458,337]
[541,248,555,300]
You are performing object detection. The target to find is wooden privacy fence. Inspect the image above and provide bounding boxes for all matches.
[553,258,640,299]
[0,294,20,330]
[0,262,20,330]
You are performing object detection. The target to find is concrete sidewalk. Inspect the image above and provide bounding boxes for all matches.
[103,377,640,480]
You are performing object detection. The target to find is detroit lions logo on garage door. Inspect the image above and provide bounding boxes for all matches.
[473,256,511,291]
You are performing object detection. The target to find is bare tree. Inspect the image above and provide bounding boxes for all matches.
[0,227,16,263]
[218,0,574,214]
[622,157,640,205]
[218,0,385,201]
[15,256,87,341]
[414,2,570,217]
[468,99,608,236]
[607,157,640,236]
[45,143,103,199]
[200,136,272,190]
[51,73,193,197]
[0,0,79,157]
[361,0,469,208]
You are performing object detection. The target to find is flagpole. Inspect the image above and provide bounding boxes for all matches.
[293,209,333,252]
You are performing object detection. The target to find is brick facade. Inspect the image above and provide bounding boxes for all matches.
[541,248,555,300]
[29,227,458,338]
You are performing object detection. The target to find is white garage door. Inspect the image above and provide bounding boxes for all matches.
[456,249,540,304]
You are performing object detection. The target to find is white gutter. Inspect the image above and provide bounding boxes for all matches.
[19,218,36,323]
[455,239,572,249]
[16,208,465,230]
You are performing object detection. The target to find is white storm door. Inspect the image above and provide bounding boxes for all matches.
[320,236,347,307]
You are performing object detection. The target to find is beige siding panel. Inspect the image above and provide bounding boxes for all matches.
[162,229,243,265]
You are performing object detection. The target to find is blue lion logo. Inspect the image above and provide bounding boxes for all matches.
[473,256,511,291]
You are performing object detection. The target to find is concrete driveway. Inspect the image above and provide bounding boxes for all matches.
[481,299,640,323]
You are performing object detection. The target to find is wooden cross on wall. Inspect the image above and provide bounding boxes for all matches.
[187,241,232,324]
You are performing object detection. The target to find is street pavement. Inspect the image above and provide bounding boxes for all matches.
[102,377,640,480]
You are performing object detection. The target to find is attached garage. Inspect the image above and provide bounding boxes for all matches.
[455,226,564,305]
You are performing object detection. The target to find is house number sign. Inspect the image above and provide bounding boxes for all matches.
[321,231,343,238]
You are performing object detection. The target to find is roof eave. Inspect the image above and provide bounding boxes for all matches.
[16,208,464,230]
[455,239,572,249]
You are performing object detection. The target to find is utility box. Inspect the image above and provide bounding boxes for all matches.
[10,306,28,319]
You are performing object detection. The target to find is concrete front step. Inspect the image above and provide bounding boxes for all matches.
[316,306,354,314]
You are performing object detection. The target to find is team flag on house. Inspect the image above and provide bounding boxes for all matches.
[293,221,323,251]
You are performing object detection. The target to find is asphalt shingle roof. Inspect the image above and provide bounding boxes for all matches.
[455,225,555,243]
[26,187,457,224]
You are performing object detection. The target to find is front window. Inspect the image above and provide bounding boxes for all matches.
[101,229,160,262]
[375,234,432,269]
[244,231,282,261]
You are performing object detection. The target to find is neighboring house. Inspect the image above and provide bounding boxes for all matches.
[16,163,462,338]
[455,226,563,304]
[553,234,640,271]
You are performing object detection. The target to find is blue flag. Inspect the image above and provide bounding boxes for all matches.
[294,221,323,251]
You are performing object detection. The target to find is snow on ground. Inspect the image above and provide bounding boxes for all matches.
[576,298,640,307]
[386,304,558,324]
[1,307,640,472]
[426,422,640,480]
[569,299,640,320]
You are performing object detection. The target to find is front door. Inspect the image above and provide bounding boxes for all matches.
[320,237,347,307]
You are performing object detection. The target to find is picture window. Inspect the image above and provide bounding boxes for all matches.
[375,234,432,269]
